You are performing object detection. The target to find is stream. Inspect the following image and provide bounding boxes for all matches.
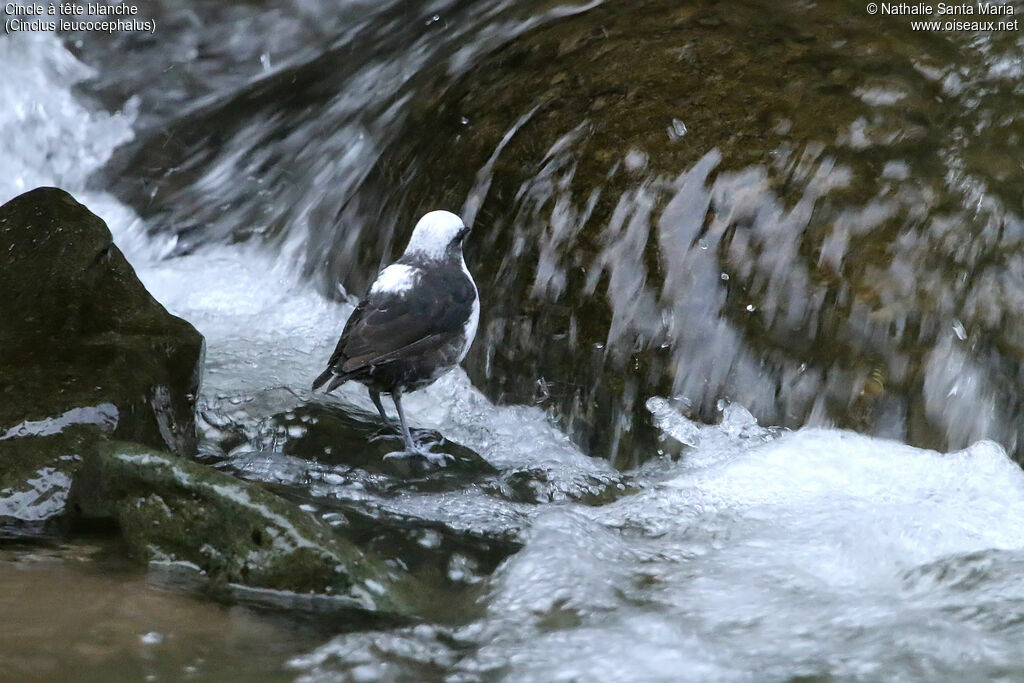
[3,0,1024,679]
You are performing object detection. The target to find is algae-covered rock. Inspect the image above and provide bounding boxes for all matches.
[0,187,203,457]
[70,441,415,613]
[0,187,204,532]
[0,419,111,536]
[199,392,521,620]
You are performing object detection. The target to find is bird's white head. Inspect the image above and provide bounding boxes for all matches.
[403,210,469,260]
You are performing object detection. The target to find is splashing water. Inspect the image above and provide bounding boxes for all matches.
[6,10,1024,681]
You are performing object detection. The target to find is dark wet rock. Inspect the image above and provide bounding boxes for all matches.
[200,390,496,490]
[0,428,98,537]
[214,449,523,621]
[486,467,635,506]
[356,0,924,464]
[197,389,523,615]
[336,0,1022,463]
[68,440,417,613]
[90,1,479,252]
[335,506,519,622]
[272,403,495,487]
[0,188,204,532]
[0,187,203,456]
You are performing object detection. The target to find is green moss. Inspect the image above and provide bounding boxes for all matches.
[71,441,417,614]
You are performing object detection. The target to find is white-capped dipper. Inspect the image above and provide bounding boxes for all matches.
[312,210,479,462]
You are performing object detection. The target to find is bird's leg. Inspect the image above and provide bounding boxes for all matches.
[369,390,394,426]
[386,390,452,465]
[367,390,399,442]
[391,389,417,453]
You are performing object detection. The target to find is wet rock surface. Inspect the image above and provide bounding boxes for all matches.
[268,402,496,485]
[0,188,203,532]
[362,0,1023,463]
[68,441,416,614]
[0,427,105,537]
[0,187,204,457]
[195,386,636,618]
[203,394,496,486]
[199,387,631,506]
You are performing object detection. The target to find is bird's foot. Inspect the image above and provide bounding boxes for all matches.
[370,426,438,445]
[416,448,455,466]
[382,438,453,466]
[368,426,399,443]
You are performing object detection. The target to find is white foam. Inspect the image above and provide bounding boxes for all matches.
[0,33,128,200]
[0,31,176,264]
[450,404,1024,680]
[134,246,349,395]
[291,405,1024,680]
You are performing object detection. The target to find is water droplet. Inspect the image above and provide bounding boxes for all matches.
[140,632,164,646]
[668,118,688,140]
[624,148,648,171]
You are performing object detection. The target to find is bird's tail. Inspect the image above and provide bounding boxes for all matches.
[312,367,343,392]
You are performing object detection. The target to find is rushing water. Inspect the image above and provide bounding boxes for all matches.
[4,0,1024,679]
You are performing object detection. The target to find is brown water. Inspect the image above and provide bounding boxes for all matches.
[0,540,304,681]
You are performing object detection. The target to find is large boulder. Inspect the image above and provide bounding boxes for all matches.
[0,188,204,530]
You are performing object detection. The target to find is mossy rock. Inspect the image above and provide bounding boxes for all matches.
[0,187,203,457]
[0,188,204,532]
[69,441,416,614]
[0,427,104,537]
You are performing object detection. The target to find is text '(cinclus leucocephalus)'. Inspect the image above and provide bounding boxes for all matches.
[312,210,479,462]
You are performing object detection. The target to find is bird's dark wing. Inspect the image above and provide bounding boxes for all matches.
[312,264,475,390]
